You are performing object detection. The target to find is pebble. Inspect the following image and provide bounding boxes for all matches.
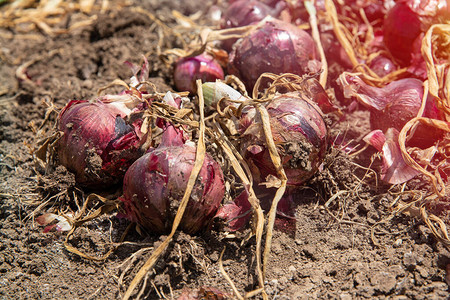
[393,238,403,248]
[403,251,417,269]
[288,265,296,273]
[416,265,429,278]
[371,272,396,294]
[339,292,352,300]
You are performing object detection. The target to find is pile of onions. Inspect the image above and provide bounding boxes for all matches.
[173,53,224,93]
[120,125,225,234]
[219,0,285,51]
[228,18,320,92]
[56,98,145,188]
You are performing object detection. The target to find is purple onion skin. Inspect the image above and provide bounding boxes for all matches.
[57,100,142,188]
[347,77,440,131]
[121,142,225,234]
[228,19,320,92]
[174,54,224,94]
[342,76,443,147]
[239,92,328,186]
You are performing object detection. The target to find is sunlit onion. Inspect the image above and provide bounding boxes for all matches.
[239,91,328,186]
[383,0,448,66]
[173,53,224,94]
[57,98,144,188]
[228,18,321,92]
[120,125,225,234]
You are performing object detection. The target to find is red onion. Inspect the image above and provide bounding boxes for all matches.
[120,125,225,234]
[221,0,276,29]
[57,98,144,188]
[338,74,441,136]
[219,0,285,51]
[173,53,224,94]
[383,0,448,66]
[239,91,328,186]
[228,18,321,92]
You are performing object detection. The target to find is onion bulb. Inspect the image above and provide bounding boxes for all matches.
[239,91,328,186]
[228,18,321,92]
[120,125,225,234]
[383,0,448,66]
[220,0,277,29]
[173,53,224,94]
[57,99,144,188]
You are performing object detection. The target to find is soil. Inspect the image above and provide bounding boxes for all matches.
[1,1,449,299]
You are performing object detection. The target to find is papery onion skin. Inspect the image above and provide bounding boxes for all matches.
[239,91,328,186]
[363,129,421,184]
[173,53,224,94]
[120,130,225,234]
[339,75,443,147]
[228,18,320,92]
[57,99,143,188]
[340,75,441,130]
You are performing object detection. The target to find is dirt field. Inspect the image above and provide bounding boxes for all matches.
[1,1,449,299]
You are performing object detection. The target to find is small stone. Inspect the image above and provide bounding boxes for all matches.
[322,276,333,284]
[288,265,296,273]
[393,238,403,248]
[371,272,396,294]
[403,251,417,269]
[395,277,409,293]
[302,245,317,260]
[82,79,93,89]
[354,273,366,286]
[416,265,429,278]
[278,276,288,285]
[392,296,409,300]
[272,243,282,255]
[339,292,352,300]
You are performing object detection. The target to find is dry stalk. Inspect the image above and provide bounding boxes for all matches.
[63,193,127,261]
[305,1,328,88]
[257,105,287,278]
[421,205,450,249]
[0,0,118,35]
[209,120,266,298]
[422,24,450,119]
[398,117,450,197]
[122,80,208,299]
[218,247,244,300]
